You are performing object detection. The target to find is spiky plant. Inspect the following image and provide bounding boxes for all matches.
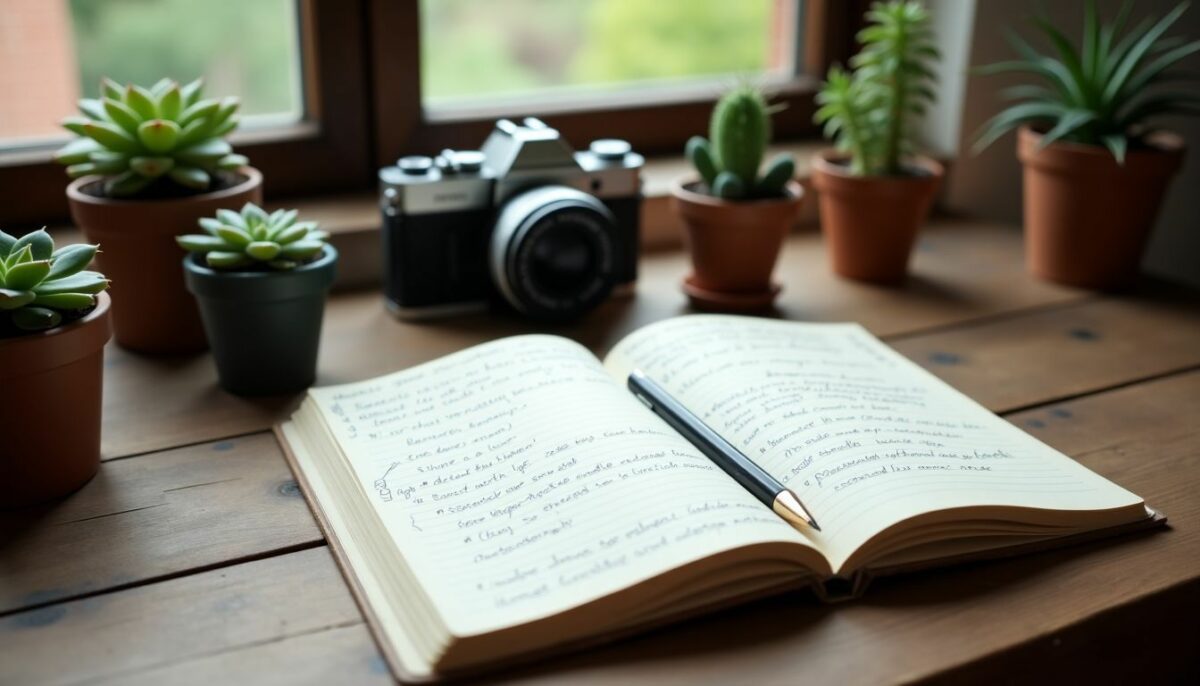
[177,203,329,271]
[974,1,1200,162]
[815,1,940,176]
[0,229,109,333]
[686,86,795,200]
[54,77,247,198]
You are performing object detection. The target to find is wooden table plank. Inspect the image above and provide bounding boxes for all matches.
[6,369,1198,685]
[0,548,376,686]
[100,221,1085,458]
[893,287,1200,412]
[0,433,320,615]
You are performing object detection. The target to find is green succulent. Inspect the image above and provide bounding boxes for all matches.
[0,229,109,333]
[686,85,795,200]
[177,203,329,271]
[815,1,940,176]
[974,1,1200,163]
[54,77,247,198]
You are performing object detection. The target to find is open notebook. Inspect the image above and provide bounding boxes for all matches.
[276,315,1159,681]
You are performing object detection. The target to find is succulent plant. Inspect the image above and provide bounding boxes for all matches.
[0,229,109,333]
[177,203,329,271]
[815,1,940,176]
[974,1,1200,162]
[54,77,247,198]
[686,86,795,200]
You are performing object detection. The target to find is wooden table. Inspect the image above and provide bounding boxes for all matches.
[3,219,1199,685]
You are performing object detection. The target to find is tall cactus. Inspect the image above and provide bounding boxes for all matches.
[686,86,795,200]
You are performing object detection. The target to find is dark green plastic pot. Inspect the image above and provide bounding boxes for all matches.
[183,245,337,396]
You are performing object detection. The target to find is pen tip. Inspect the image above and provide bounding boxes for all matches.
[772,490,820,532]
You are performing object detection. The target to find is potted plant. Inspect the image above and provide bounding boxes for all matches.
[55,77,261,354]
[812,0,943,283]
[177,203,336,396]
[671,86,802,311]
[974,2,1196,289]
[0,229,111,508]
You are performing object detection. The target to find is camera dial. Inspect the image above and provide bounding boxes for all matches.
[490,186,617,320]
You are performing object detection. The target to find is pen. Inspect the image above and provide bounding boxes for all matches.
[628,369,821,532]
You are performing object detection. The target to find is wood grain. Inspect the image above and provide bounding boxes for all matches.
[893,284,1200,411]
[101,221,1083,459]
[0,548,374,686]
[6,370,1198,685]
[0,433,321,615]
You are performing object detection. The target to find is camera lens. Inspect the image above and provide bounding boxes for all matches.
[490,186,617,320]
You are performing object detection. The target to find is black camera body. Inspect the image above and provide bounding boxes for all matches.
[379,118,643,320]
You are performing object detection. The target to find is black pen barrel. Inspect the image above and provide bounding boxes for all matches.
[628,371,782,505]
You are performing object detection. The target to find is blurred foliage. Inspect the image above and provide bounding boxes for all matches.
[420,0,781,101]
[67,0,300,119]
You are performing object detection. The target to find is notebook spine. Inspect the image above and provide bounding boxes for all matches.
[812,571,872,602]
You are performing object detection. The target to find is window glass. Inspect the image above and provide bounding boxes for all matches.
[420,0,800,109]
[0,0,303,149]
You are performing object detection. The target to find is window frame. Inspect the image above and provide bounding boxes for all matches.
[368,0,867,167]
[0,0,864,227]
[0,0,372,226]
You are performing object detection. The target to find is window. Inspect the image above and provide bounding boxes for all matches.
[0,0,370,225]
[420,0,799,114]
[370,0,858,166]
[0,0,303,149]
[1,0,857,225]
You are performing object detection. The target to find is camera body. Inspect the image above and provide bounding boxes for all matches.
[379,118,643,320]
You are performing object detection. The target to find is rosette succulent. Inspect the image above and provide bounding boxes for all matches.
[0,229,110,333]
[686,85,796,199]
[177,203,329,270]
[54,77,247,197]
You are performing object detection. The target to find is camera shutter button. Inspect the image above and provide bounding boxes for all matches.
[453,151,485,173]
[589,139,631,160]
[398,155,434,175]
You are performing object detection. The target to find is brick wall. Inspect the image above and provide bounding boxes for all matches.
[0,0,79,141]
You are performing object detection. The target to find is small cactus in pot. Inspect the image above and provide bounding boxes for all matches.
[671,85,803,311]
[180,204,337,396]
[685,86,796,200]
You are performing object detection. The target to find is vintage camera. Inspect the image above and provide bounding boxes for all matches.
[379,118,642,320]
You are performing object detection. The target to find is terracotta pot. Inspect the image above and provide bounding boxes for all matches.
[67,168,263,354]
[1018,126,1184,289]
[811,152,943,283]
[671,179,804,295]
[0,293,112,509]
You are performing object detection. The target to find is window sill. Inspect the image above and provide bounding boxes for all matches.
[50,141,829,290]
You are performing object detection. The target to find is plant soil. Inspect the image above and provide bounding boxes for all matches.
[0,304,97,340]
[79,170,246,201]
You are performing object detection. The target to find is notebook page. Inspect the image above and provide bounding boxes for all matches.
[307,335,811,637]
[604,316,1143,572]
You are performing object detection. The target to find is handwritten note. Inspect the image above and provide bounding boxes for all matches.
[604,315,1142,571]
[309,335,810,635]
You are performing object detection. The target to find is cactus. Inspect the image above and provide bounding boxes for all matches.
[177,202,329,271]
[54,77,247,198]
[0,229,109,333]
[685,86,795,199]
[815,1,940,176]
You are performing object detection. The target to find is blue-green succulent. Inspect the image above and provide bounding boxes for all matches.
[0,229,109,333]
